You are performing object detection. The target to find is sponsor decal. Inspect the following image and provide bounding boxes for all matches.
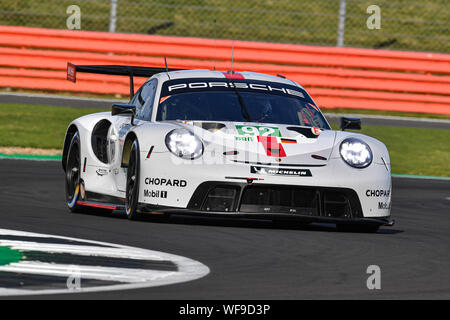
[311,127,322,135]
[235,136,254,142]
[235,125,281,137]
[234,126,306,158]
[251,166,312,177]
[366,189,391,197]
[143,190,168,199]
[257,136,286,158]
[96,168,108,176]
[280,138,297,144]
[378,202,391,210]
[166,82,305,98]
[145,177,187,187]
[161,78,309,100]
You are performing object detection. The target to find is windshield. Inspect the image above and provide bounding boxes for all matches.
[156,78,330,129]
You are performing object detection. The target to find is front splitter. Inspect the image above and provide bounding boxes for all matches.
[138,205,394,227]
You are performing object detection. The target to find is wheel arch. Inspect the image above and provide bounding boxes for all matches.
[62,124,79,172]
[121,131,139,168]
[91,119,112,164]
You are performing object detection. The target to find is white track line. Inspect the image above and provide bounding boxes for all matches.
[0,228,210,296]
[0,261,175,283]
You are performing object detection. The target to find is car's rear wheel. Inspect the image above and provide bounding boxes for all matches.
[65,131,112,215]
[125,140,141,220]
[65,132,84,213]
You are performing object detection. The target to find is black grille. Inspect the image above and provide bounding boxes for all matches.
[323,191,352,218]
[240,185,319,215]
[202,186,239,212]
[188,182,363,219]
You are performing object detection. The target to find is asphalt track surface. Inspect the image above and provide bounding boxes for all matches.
[1,92,450,130]
[1,159,449,299]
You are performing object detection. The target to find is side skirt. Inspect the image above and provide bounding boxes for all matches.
[78,191,125,211]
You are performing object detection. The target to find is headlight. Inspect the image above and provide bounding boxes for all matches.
[165,129,203,159]
[339,138,372,168]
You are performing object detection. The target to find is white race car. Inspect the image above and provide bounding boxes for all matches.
[63,64,394,232]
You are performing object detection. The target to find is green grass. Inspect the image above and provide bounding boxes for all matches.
[357,126,450,177]
[0,103,107,149]
[329,124,450,177]
[0,0,448,53]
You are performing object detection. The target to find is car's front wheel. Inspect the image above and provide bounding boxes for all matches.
[125,139,141,220]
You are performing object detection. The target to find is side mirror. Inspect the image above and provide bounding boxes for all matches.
[340,117,361,131]
[112,104,136,125]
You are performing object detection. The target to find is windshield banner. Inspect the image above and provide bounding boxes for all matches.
[160,78,309,100]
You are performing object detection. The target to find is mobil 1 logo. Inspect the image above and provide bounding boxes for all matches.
[143,190,168,199]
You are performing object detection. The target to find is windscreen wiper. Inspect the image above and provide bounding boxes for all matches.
[229,82,252,122]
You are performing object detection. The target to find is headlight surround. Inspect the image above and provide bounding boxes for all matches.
[165,128,203,159]
[339,138,373,168]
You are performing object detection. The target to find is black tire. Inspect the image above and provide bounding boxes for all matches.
[65,131,112,215]
[65,132,84,213]
[336,224,379,233]
[125,140,141,220]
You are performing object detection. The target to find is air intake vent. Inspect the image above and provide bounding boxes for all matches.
[202,186,239,212]
[323,191,352,218]
[188,182,363,219]
[240,185,319,215]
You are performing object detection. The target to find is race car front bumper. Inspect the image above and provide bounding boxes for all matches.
[137,181,394,227]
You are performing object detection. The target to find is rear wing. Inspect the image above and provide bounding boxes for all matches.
[67,63,183,98]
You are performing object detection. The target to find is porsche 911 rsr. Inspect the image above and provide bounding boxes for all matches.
[62,64,394,232]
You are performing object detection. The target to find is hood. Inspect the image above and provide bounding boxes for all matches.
[175,121,336,166]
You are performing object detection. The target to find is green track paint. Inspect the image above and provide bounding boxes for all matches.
[0,153,61,161]
[391,173,450,181]
[0,246,23,266]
